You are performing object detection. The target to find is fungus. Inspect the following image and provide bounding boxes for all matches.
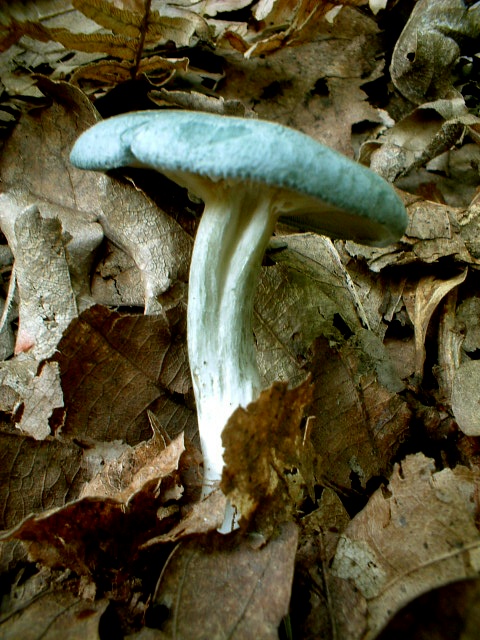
[71,110,408,531]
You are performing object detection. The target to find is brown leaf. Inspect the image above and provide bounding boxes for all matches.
[451,360,480,436]
[0,461,183,578]
[254,234,368,390]
[149,88,255,117]
[331,453,480,640]
[221,0,367,58]
[50,28,138,59]
[0,433,89,531]
[73,0,146,39]
[80,432,185,503]
[377,578,480,640]
[344,195,480,271]
[361,98,480,209]
[17,362,64,440]
[402,269,468,381]
[153,522,298,640]
[0,0,210,60]
[390,0,480,104]
[293,489,360,639]
[66,119,193,314]
[309,332,411,491]
[220,7,384,156]
[1,76,192,317]
[51,304,196,445]
[11,206,78,361]
[0,427,187,580]
[0,588,108,640]
[0,78,104,321]
[0,16,55,53]
[143,490,228,545]
[222,378,314,532]
[1,498,145,577]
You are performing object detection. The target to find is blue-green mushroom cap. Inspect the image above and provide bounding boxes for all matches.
[70,110,408,247]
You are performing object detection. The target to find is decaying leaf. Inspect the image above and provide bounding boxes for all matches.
[51,304,196,446]
[220,6,387,156]
[0,77,105,350]
[11,206,78,361]
[255,234,366,388]
[222,378,314,532]
[376,578,480,640]
[153,522,298,640]
[452,360,480,436]
[149,87,256,117]
[362,97,480,204]
[70,54,189,87]
[1,0,480,636]
[143,490,227,544]
[345,194,480,273]
[390,0,480,104]
[0,432,89,532]
[435,287,464,405]
[308,332,411,491]
[218,0,367,58]
[17,362,64,440]
[0,0,210,73]
[402,269,468,382]
[331,453,480,640]
[292,489,359,639]
[0,587,109,640]
[0,433,186,578]
[80,431,185,503]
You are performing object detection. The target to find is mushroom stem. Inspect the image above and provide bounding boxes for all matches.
[187,183,278,497]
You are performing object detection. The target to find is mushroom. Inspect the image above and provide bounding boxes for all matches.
[70,110,408,531]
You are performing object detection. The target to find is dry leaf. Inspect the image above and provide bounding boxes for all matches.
[17,362,64,440]
[331,453,480,640]
[451,360,480,436]
[66,121,193,314]
[1,498,149,577]
[455,295,480,354]
[2,76,191,318]
[80,432,185,503]
[361,97,480,205]
[91,241,146,307]
[149,87,255,117]
[435,287,464,404]
[0,357,64,442]
[51,304,196,446]
[402,269,468,381]
[0,588,108,640]
[292,489,357,639]
[255,234,366,388]
[143,490,228,544]
[0,0,210,67]
[222,378,314,532]
[220,0,367,58]
[390,0,480,104]
[377,578,480,640]
[153,522,298,640]
[220,6,386,156]
[309,332,411,491]
[0,433,89,532]
[0,78,104,318]
[0,450,184,579]
[12,206,78,360]
[345,194,480,272]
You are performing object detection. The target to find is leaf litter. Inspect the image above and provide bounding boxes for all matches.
[0,0,480,638]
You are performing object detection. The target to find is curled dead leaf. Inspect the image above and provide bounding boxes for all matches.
[221,377,314,533]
